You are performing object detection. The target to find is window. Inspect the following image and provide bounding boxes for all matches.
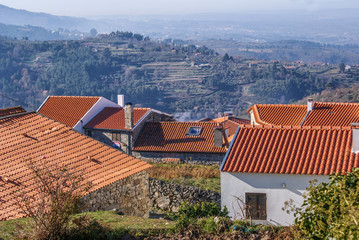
[112,132,121,141]
[186,126,202,136]
[245,193,266,220]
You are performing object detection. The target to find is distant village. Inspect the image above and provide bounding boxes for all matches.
[1,94,359,227]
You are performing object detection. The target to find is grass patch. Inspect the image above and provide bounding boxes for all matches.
[0,211,175,240]
[75,211,174,230]
[0,218,30,240]
[149,163,220,192]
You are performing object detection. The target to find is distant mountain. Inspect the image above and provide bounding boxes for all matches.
[0,4,98,32]
[0,22,63,40]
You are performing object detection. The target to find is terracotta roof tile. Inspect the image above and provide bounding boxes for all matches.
[133,122,228,153]
[221,125,359,175]
[248,104,307,126]
[0,112,151,221]
[212,116,251,125]
[210,116,250,142]
[0,106,26,117]
[303,102,359,126]
[196,117,213,122]
[84,107,150,130]
[249,102,359,127]
[37,96,101,127]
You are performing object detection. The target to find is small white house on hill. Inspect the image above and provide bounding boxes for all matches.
[220,125,359,226]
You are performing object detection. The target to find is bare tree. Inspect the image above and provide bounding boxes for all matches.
[15,159,91,240]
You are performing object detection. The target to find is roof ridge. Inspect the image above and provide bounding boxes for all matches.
[255,103,306,107]
[0,111,32,121]
[48,96,101,99]
[238,124,352,130]
[157,121,218,125]
[314,101,359,105]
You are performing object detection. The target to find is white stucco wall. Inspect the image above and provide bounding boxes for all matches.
[73,97,119,133]
[221,172,329,226]
[249,110,259,125]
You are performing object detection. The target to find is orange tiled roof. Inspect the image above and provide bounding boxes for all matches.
[0,106,26,117]
[221,120,241,142]
[248,104,307,126]
[84,107,150,130]
[249,102,359,127]
[212,116,250,125]
[133,122,228,153]
[211,116,250,141]
[303,102,359,126]
[196,117,213,122]
[37,96,101,127]
[221,125,359,175]
[0,112,151,221]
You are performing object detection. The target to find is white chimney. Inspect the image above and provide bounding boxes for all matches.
[117,94,124,107]
[307,98,314,112]
[351,123,359,153]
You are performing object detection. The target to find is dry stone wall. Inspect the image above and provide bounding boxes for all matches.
[133,151,225,165]
[149,178,221,212]
[82,171,150,217]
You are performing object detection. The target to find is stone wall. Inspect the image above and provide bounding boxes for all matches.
[82,171,150,217]
[133,151,225,165]
[149,178,221,212]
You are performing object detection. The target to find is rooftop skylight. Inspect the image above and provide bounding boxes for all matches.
[186,126,202,136]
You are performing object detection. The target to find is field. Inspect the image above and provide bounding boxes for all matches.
[148,163,221,192]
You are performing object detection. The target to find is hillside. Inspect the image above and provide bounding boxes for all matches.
[0,4,98,32]
[193,39,359,65]
[0,33,358,119]
[0,22,79,41]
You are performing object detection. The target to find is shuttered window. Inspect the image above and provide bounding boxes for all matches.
[245,193,266,220]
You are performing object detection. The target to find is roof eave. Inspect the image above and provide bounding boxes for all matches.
[36,95,50,112]
[220,126,241,172]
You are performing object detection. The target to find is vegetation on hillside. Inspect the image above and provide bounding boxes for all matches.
[1,33,359,118]
[197,39,359,65]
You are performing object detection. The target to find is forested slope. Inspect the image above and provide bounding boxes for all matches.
[1,33,358,119]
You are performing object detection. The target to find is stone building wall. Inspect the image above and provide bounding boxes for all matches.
[82,171,150,217]
[84,111,172,154]
[149,178,221,212]
[133,151,225,164]
[87,129,114,146]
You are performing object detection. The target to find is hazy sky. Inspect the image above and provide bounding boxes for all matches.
[1,0,359,17]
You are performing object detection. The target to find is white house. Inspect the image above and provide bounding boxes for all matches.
[220,124,359,226]
[37,95,120,132]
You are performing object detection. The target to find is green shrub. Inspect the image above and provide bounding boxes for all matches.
[171,201,229,231]
[198,216,232,234]
[294,168,359,239]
